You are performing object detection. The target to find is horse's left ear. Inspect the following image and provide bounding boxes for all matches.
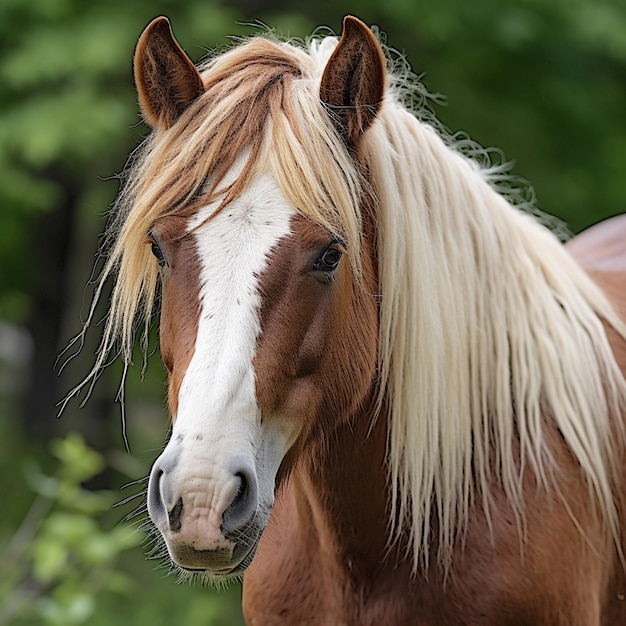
[134,16,205,130]
[320,16,386,147]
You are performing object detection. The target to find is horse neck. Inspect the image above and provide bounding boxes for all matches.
[289,395,396,576]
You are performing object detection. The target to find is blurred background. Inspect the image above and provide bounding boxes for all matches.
[1,0,625,624]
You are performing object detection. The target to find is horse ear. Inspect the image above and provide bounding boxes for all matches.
[320,16,386,147]
[134,16,205,130]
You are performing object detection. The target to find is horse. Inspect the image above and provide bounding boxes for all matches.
[74,14,626,624]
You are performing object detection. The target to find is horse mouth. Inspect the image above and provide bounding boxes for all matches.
[167,539,258,575]
[180,560,249,576]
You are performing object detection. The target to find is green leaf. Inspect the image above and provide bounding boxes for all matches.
[65,593,95,624]
[51,433,105,483]
[32,538,68,584]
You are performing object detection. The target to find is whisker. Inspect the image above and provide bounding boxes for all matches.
[120,476,150,490]
[114,491,147,508]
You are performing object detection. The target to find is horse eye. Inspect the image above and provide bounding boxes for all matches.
[313,244,343,273]
[148,235,167,267]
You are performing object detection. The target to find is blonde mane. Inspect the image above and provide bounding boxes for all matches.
[69,31,626,571]
[366,97,626,567]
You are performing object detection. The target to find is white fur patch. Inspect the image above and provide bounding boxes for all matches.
[163,169,296,518]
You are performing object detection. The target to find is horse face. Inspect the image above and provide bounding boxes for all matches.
[147,166,377,578]
[134,13,383,582]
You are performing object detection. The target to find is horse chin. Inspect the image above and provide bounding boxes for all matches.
[165,528,262,583]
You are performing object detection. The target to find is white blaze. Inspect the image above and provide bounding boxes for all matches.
[162,169,296,528]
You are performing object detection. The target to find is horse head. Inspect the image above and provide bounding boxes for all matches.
[136,16,382,580]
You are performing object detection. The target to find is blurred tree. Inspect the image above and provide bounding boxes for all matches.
[0,433,246,625]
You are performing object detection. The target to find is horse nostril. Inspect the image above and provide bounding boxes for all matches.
[232,473,248,508]
[222,469,257,536]
[147,455,180,531]
[168,497,183,532]
[148,466,166,522]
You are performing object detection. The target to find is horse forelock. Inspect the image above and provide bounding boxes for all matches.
[76,34,365,391]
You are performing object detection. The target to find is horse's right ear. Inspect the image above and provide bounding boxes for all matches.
[134,17,205,130]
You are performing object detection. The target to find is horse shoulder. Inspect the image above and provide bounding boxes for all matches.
[243,478,424,625]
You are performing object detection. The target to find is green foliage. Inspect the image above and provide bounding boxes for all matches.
[408,0,626,233]
[0,434,140,625]
[0,433,245,626]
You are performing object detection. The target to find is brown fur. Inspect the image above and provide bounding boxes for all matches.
[242,19,626,625]
[150,215,202,418]
[253,214,378,481]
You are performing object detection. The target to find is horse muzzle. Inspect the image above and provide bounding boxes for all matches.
[147,442,265,574]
